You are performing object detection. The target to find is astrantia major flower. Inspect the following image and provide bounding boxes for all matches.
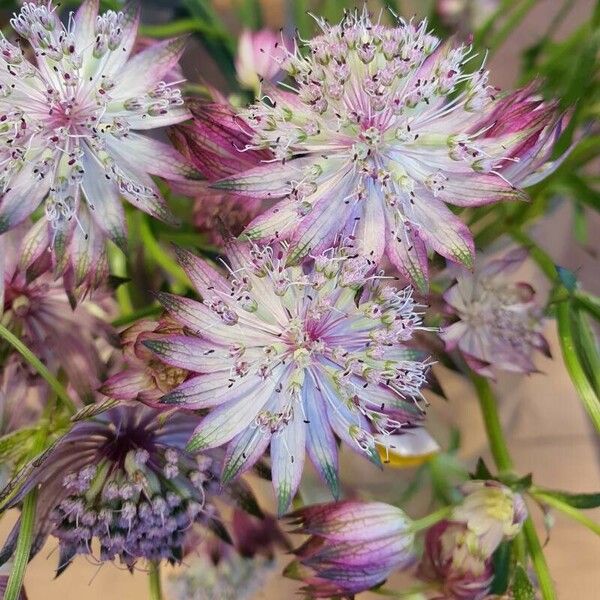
[441,248,550,377]
[215,8,565,291]
[1,224,115,401]
[0,406,226,571]
[144,240,429,513]
[0,0,194,291]
[286,501,416,597]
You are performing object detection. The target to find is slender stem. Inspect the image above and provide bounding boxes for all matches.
[4,429,47,600]
[138,216,190,291]
[148,561,163,600]
[522,518,557,600]
[139,18,231,41]
[470,370,558,600]
[410,506,453,533]
[0,323,76,415]
[488,0,538,53]
[3,488,38,600]
[470,373,513,472]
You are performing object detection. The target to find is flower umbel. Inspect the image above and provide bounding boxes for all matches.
[0,0,194,291]
[216,8,565,291]
[441,248,550,377]
[286,501,416,598]
[144,240,429,513]
[0,406,223,571]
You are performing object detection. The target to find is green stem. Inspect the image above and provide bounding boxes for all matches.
[4,429,47,600]
[139,18,231,41]
[410,506,453,533]
[470,370,558,600]
[0,324,76,415]
[488,0,538,53]
[148,561,163,600]
[4,489,38,600]
[138,216,190,291]
[509,230,557,282]
[470,373,513,472]
[556,301,600,432]
[522,518,557,600]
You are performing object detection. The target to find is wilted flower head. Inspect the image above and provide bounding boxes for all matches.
[0,406,224,571]
[418,520,493,600]
[1,224,115,400]
[235,29,288,92]
[169,100,272,245]
[287,501,416,598]
[100,318,188,405]
[144,240,429,513]
[452,480,527,556]
[216,8,565,291]
[441,248,550,377]
[0,0,194,291]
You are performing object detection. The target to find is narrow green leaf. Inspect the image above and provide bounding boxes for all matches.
[512,564,536,600]
[533,488,600,509]
[533,491,600,536]
[572,307,600,396]
[490,542,511,594]
[556,299,600,433]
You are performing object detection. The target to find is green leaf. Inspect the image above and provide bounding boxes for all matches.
[0,429,36,461]
[556,299,600,433]
[490,542,511,594]
[535,489,600,509]
[572,307,600,396]
[512,564,536,600]
[472,457,494,480]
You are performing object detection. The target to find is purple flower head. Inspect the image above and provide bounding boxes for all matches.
[143,239,429,513]
[418,520,493,600]
[100,318,188,406]
[286,500,416,598]
[1,225,115,401]
[0,0,196,292]
[441,248,550,377]
[0,406,226,572]
[214,8,565,292]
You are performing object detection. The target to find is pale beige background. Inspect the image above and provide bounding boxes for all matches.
[1,0,599,598]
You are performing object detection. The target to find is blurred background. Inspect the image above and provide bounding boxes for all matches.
[0,0,599,598]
